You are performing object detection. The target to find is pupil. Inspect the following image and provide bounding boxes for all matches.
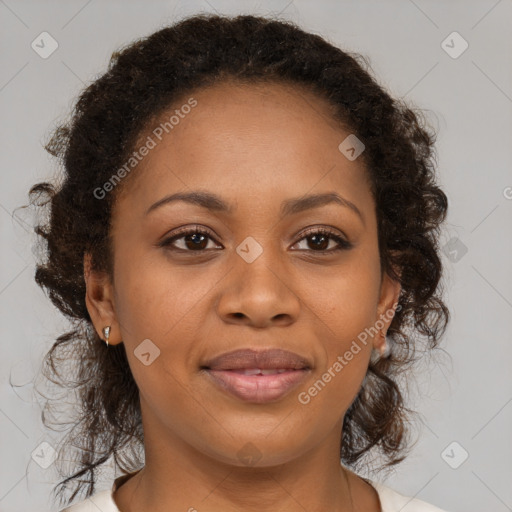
[310,234,328,250]
[186,233,207,250]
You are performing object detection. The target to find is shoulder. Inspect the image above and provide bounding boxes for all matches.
[59,471,138,511]
[59,489,119,512]
[59,476,450,512]
[371,481,450,512]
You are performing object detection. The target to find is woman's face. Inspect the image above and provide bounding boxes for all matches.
[86,80,400,467]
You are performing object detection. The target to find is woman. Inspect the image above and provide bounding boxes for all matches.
[29,13,451,512]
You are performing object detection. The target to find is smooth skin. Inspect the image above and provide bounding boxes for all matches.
[84,79,401,512]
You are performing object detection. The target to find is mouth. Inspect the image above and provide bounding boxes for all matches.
[200,348,312,403]
[226,368,298,375]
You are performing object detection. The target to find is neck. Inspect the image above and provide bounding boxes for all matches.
[113,409,360,512]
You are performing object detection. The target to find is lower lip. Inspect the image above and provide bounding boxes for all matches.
[204,369,310,403]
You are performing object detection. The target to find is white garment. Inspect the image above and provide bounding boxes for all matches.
[60,474,449,512]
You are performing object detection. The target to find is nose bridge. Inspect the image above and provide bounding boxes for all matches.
[216,234,300,326]
[235,234,285,296]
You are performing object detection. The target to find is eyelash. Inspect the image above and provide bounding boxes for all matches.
[159,225,353,255]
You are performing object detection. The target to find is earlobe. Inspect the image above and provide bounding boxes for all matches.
[374,269,402,354]
[83,252,121,346]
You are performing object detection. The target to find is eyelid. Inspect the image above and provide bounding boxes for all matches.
[296,225,349,242]
[159,224,219,241]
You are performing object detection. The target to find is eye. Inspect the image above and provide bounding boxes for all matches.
[292,227,353,254]
[159,225,221,252]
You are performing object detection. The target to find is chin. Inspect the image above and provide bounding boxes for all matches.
[199,434,312,469]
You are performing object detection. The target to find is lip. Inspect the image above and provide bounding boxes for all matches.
[201,348,312,404]
[204,368,311,403]
[202,348,312,371]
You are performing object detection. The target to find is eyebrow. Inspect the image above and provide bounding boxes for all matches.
[145,191,365,224]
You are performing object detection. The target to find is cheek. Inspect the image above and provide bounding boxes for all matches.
[111,247,224,397]
[299,246,381,340]
[296,297,375,425]
[112,245,216,343]
[297,254,380,407]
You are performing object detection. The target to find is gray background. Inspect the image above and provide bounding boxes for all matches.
[1,1,511,511]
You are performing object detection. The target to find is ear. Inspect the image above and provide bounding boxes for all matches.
[373,266,402,352]
[83,252,122,346]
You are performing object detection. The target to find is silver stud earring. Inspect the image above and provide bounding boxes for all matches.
[102,326,111,346]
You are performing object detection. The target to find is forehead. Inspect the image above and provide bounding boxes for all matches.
[172,78,345,147]
[114,80,374,220]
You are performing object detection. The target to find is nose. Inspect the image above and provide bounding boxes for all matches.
[215,248,301,328]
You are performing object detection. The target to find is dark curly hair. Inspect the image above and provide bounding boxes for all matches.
[26,12,450,506]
